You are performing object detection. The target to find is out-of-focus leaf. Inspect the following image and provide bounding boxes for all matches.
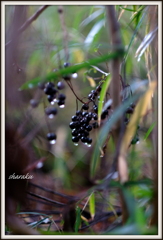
[89,192,95,219]
[98,74,111,125]
[120,6,136,12]
[123,8,147,63]
[129,5,146,27]
[80,9,104,27]
[90,91,144,179]
[135,27,158,62]
[29,217,51,229]
[144,122,156,140]
[84,19,104,47]
[19,50,124,90]
[119,81,157,159]
[122,187,146,226]
[105,223,157,235]
[72,48,85,63]
[74,206,81,233]
[86,75,96,87]
[91,65,109,76]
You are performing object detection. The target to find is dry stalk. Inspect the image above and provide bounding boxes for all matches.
[145,5,158,227]
[105,5,129,223]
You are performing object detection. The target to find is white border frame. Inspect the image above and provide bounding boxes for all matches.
[1,1,162,239]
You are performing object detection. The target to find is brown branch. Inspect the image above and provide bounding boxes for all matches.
[5,5,49,47]
[105,6,129,224]
[106,5,122,113]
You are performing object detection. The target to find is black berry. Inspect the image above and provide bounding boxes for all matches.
[69,122,77,129]
[72,136,79,143]
[58,93,66,100]
[47,133,57,141]
[87,138,92,144]
[82,104,89,110]
[47,94,56,103]
[57,81,65,90]
[72,115,78,121]
[64,62,71,68]
[30,99,39,108]
[45,107,58,116]
[76,110,82,116]
[86,125,92,132]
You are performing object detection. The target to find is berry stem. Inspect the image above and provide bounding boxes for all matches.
[65,80,86,104]
[43,98,52,133]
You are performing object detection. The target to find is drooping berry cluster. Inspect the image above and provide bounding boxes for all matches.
[42,81,66,107]
[35,61,77,145]
[37,79,67,145]
[69,84,112,146]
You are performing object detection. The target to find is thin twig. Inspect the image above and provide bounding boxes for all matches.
[5,5,49,47]
[58,6,69,62]
[65,80,86,104]
[27,191,66,206]
[29,182,73,199]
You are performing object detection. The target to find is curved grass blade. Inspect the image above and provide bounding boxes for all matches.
[144,122,156,140]
[29,217,51,229]
[98,74,111,126]
[19,50,124,90]
[119,81,157,158]
[89,192,95,220]
[90,91,144,179]
[135,27,158,62]
[80,9,104,27]
[84,19,105,47]
[90,79,149,179]
[123,8,147,64]
[74,206,81,233]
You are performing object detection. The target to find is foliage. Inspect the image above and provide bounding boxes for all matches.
[5,4,158,236]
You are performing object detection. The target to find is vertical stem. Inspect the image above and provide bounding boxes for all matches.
[58,6,69,62]
[105,5,129,223]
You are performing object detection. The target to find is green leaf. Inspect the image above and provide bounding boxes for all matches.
[123,8,147,63]
[122,186,146,226]
[80,9,104,27]
[84,19,104,47]
[144,122,156,140]
[19,50,124,90]
[90,91,144,179]
[74,206,81,233]
[98,74,111,125]
[89,192,95,219]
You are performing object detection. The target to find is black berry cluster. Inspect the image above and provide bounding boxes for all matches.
[37,79,67,145]
[69,84,112,146]
[36,61,77,145]
[43,81,66,107]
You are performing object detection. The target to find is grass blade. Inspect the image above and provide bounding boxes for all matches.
[19,50,124,90]
[74,206,81,233]
[90,91,144,179]
[98,74,111,125]
[89,192,95,220]
[144,122,156,140]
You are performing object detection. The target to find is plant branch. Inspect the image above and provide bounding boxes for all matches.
[58,6,69,62]
[105,5,129,224]
[5,5,49,47]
